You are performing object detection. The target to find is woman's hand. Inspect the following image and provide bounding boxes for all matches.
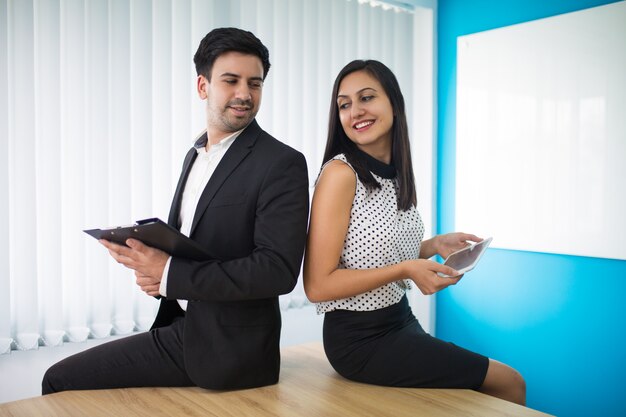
[434,232,482,259]
[402,259,462,295]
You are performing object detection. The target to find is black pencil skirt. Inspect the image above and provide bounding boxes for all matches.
[323,295,489,389]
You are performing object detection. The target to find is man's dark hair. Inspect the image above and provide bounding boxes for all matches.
[194,27,271,80]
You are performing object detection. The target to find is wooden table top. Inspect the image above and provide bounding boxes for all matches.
[0,342,552,416]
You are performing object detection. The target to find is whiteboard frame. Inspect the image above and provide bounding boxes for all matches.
[455,1,626,260]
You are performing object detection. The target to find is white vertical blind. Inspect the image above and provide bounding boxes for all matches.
[85,0,112,339]
[10,0,39,351]
[130,0,158,331]
[36,0,63,346]
[0,0,11,354]
[0,0,427,353]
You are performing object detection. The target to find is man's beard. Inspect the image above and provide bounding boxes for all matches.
[215,99,257,132]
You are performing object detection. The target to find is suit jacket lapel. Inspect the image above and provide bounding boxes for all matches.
[189,120,261,236]
[167,136,203,228]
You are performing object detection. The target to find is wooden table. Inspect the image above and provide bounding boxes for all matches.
[0,342,552,416]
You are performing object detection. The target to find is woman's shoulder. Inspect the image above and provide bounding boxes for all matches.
[322,153,352,170]
[319,159,355,182]
[316,155,357,190]
[315,154,354,183]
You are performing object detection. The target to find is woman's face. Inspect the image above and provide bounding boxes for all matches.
[336,70,394,155]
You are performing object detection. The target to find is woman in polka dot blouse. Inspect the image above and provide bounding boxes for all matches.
[303,59,526,406]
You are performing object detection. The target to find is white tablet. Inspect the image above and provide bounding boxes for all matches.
[437,237,493,277]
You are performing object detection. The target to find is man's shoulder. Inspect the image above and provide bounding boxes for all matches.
[256,128,304,159]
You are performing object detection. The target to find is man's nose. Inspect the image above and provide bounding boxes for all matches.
[235,84,252,101]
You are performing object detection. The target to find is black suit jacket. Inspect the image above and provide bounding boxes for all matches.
[151,120,309,390]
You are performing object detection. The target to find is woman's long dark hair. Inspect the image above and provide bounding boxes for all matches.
[322,59,417,211]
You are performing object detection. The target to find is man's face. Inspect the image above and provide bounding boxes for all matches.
[198,51,264,140]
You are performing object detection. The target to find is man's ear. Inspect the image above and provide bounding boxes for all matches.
[197,75,208,99]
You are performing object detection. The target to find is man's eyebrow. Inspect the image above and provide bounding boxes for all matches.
[337,87,377,99]
[219,73,264,82]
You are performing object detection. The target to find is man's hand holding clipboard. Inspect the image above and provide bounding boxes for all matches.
[84,218,210,296]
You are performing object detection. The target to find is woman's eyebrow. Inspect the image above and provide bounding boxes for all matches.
[337,87,377,99]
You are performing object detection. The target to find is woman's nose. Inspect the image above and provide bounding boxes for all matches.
[351,103,365,119]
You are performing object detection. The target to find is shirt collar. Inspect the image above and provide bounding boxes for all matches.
[355,148,396,179]
[193,129,244,153]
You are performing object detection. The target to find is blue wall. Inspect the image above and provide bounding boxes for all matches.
[435,1,626,416]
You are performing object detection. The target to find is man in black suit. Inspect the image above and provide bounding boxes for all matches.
[42,27,309,393]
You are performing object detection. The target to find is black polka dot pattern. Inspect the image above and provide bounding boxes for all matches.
[316,154,424,314]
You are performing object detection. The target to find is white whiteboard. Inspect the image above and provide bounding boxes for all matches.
[456,1,626,260]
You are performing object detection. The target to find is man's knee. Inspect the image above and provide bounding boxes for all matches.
[42,361,70,395]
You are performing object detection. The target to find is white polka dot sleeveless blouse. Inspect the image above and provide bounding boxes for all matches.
[315,153,425,314]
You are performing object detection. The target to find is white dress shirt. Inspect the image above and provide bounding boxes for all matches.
[159,129,242,310]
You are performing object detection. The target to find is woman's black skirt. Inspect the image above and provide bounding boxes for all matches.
[323,295,489,389]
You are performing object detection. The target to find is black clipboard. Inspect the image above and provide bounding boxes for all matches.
[84,218,210,261]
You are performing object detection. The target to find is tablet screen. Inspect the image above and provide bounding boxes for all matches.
[443,237,492,274]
